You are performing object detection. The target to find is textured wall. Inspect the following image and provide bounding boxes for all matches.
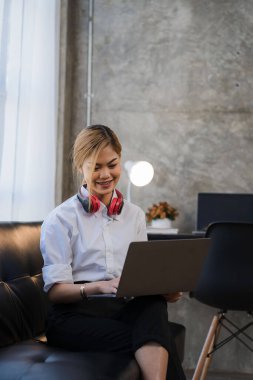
[91,0,253,234]
[63,0,253,373]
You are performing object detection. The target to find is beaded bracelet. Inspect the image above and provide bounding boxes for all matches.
[80,284,87,300]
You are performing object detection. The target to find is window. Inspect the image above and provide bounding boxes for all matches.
[0,0,59,221]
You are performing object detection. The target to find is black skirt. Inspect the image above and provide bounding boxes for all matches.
[46,295,186,380]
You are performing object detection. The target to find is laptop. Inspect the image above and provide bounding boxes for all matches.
[90,238,210,298]
[193,192,253,235]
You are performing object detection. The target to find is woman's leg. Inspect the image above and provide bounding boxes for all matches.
[46,297,186,380]
[46,313,133,352]
[117,296,186,380]
[135,342,168,380]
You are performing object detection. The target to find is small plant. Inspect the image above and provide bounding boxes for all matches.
[146,201,179,223]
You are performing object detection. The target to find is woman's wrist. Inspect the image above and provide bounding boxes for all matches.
[80,281,102,297]
[80,284,87,300]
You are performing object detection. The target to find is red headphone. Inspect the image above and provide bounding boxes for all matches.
[77,188,124,216]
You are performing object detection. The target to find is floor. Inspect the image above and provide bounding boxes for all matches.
[185,370,253,380]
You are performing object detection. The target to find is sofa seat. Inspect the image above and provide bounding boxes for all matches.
[0,319,185,380]
[0,340,140,380]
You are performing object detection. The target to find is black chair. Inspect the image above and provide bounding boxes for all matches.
[191,222,253,380]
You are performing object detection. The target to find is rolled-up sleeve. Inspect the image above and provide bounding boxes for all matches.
[40,214,74,292]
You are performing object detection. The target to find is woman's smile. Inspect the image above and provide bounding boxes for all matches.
[95,180,113,189]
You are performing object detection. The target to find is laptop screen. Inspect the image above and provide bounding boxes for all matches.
[196,193,253,231]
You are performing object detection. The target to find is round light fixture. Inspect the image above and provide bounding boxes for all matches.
[128,161,154,187]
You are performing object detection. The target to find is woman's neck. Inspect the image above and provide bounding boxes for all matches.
[97,191,114,208]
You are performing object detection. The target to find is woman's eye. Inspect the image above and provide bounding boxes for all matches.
[108,164,117,169]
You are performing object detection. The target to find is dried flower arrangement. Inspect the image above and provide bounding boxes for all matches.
[146,201,179,223]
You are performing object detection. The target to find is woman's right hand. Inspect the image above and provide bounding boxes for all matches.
[98,277,120,294]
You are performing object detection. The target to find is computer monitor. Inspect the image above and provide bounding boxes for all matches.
[196,193,253,231]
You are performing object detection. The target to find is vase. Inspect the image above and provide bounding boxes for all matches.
[151,218,172,229]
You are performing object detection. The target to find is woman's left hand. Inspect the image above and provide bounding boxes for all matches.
[163,292,183,303]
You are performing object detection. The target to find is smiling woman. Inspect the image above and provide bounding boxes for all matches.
[40,124,186,380]
[0,0,60,221]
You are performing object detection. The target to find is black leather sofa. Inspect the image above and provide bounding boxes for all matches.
[0,222,186,380]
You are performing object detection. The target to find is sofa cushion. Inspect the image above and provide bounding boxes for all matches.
[0,223,47,347]
[0,340,140,380]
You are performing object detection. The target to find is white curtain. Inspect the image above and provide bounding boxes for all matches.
[0,0,59,221]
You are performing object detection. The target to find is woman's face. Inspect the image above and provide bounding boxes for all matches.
[81,145,121,206]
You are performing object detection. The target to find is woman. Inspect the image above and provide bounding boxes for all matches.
[40,124,186,380]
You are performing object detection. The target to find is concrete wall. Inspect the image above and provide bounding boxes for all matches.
[91,0,253,234]
[60,0,253,373]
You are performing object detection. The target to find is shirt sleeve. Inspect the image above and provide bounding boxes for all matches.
[40,214,74,292]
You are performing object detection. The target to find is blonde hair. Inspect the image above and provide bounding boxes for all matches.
[72,125,122,191]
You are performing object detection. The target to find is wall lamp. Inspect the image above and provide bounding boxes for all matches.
[124,160,154,202]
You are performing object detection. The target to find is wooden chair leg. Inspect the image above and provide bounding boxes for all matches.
[192,314,220,380]
[200,322,222,380]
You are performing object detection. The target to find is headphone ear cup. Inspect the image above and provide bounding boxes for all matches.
[108,190,124,216]
[108,197,118,216]
[77,194,100,213]
[90,194,100,213]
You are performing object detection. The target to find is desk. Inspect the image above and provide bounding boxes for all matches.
[147,227,205,240]
[148,233,201,240]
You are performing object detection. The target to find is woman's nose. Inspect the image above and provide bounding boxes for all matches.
[100,167,110,178]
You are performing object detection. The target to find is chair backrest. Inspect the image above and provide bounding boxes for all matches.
[196,193,253,231]
[193,222,253,311]
[0,222,47,347]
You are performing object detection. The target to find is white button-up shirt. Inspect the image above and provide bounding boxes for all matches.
[40,188,147,292]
